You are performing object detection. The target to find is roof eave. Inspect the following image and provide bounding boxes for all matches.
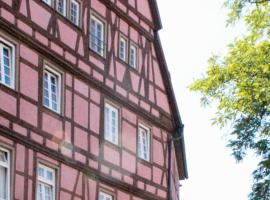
[149,0,163,30]
[153,32,188,180]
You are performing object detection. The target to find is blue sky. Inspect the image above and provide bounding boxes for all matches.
[156,0,258,199]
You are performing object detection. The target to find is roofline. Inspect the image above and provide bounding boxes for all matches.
[149,0,163,30]
[153,32,188,180]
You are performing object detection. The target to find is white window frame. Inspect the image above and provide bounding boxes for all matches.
[36,163,56,200]
[43,65,62,114]
[129,44,137,69]
[138,124,151,161]
[90,15,105,56]
[42,0,52,6]
[104,103,119,145]
[99,191,113,200]
[0,147,10,200]
[56,0,66,16]
[69,0,80,26]
[119,36,127,62]
[0,37,15,89]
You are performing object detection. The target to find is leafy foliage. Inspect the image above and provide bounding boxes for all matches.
[190,0,270,199]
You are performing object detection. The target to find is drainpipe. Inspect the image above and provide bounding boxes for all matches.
[167,125,184,200]
[167,136,172,200]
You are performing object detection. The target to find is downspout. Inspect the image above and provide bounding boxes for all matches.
[167,125,184,200]
[167,136,172,200]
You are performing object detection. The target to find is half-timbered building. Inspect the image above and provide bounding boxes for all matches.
[0,0,188,199]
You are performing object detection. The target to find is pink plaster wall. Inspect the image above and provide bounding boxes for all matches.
[122,150,136,173]
[89,102,100,134]
[137,162,151,180]
[103,144,120,166]
[153,139,164,166]
[20,44,39,67]
[137,0,153,22]
[20,98,38,127]
[74,126,88,151]
[20,63,38,101]
[0,90,17,116]
[74,94,89,128]
[121,121,136,153]
[74,78,89,97]
[156,89,170,113]
[42,113,63,139]
[58,19,77,49]
[61,164,78,192]
[30,0,51,30]
[91,0,106,17]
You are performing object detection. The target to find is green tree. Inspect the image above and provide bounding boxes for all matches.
[190,0,270,199]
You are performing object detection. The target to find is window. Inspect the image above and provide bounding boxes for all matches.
[0,147,10,200]
[43,65,61,114]
[99,191,113,200]
[42,0,51,6]
[0,38,15,89]
[36,164,55,200]
[129,44,137,69]
[138,124,150,161]
[119,36,127,62]
[90,15,105,56]
[70,0,80,25]
[42,0,80,27]
[104,103,119,145]
[56,0,66,16]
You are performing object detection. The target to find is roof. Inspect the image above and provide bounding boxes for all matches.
[149,0,163,30]
[153,32,188,180]
[150,0,188,178]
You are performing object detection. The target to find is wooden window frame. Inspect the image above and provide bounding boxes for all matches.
[89,12,107,57]
[69,0,80,26]
[99,191,114,200]
[36,163,57,200]
[137,123,151,162]
[129,43,138,69]
[43,63,63,114]
[0,37,16,89]
[0,146,11,200]
[118,35,128,62]
[42,0,52,6]
[56,0,67,16]
[104,100,121,146]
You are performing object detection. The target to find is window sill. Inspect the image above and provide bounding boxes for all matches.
[103,140,121,151]
[42,106,64,120]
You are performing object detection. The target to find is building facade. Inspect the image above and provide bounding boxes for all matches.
[0,0,187,200]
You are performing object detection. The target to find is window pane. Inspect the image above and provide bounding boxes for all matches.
[57,0,65,15]
[3,47,11,86]
[44,184,52,200]
[38,166,45,178]
[70,1,79,25]
[90,17,104,55]
[37,183,43,200]
[43,68,60,113]
[43,0,51,6]
[0,150,7,163]
[105,107,110,140]
[104,104,118,144]
[0,166,7,199]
